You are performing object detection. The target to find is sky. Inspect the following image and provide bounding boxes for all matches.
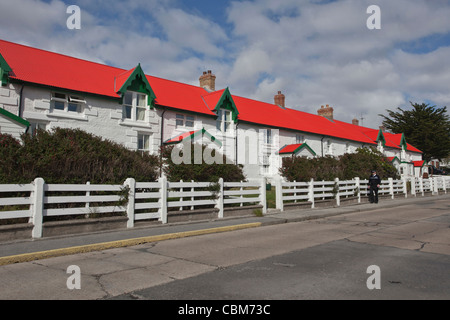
[1,0,450,129]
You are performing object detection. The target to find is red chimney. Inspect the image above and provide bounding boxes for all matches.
[317,104,334,121]
[199,70,216,92]
[274,91,285,108]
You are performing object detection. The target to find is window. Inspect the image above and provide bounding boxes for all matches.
[138,133,151,153]
[122,91,147,121]
[176,114,194,128]
[51,93,85,114]
[216,109,232,132]
[296,134,304,144]
[265,129,272,144]
[28,122,47,136]
[325,140,333,155]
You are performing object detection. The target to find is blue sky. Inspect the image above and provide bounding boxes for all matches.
[1,0,450,128]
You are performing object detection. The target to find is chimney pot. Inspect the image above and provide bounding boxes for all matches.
[274,91,285,108]
[317,104,334,121]
[199,70,216,92]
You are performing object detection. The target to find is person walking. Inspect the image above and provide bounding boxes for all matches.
[368,170,381,203]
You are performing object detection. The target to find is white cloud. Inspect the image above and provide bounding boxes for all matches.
[0,0,449,129]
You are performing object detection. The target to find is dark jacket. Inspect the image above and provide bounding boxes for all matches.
[368,174,381,188]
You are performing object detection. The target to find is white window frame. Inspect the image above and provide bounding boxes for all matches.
[296,134,304,144]
[122,91,148,122]
[51,92,85,114]
[327,140,333,155]
[28,121,47,136]
[265,129,272,145]
[175,113,195,128]
[137,133,151,154]
[216,109,232,133]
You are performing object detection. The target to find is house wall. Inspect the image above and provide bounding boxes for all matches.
[4,83,160,154]
[2,81,424,180]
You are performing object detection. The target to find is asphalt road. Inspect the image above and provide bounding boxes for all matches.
[0,195,449,301]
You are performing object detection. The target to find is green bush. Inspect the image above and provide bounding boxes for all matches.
[0,128,160,184]
[280,147,399,182]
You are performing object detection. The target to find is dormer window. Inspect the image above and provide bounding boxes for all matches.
[123,91,147,121]
[216,109,232,132]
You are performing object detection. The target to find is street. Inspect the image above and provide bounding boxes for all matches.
[0,195,449,300]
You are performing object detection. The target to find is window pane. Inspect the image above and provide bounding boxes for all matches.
[123,105,132,119]
[176,119,184,127]
[185,120,194,127]
[137,94,146,107]
[54,101,65,110]
[176,114,184,119]
[124,92,133,106]
[53,93,66,100]
[136,107,145,121]
[68,103,79,113]
[138,134,150,151]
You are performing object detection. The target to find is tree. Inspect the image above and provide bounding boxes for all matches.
[379,102,450,161]
[279,147,399,182]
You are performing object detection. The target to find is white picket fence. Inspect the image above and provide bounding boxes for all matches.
[0,177,266,238]
[1,175,448,238]
[275,176,449,211]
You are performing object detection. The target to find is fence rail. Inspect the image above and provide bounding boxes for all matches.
[0,177,266,238]
[1,176,448,239]
[275,176,448,211]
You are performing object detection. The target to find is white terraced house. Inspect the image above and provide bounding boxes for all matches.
[0,39,424,181]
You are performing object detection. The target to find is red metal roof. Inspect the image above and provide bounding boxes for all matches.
[0,39,422,152]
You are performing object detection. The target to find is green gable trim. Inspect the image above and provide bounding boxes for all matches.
[0,108,30,127]
[164,128,222,147]
[214,87,239,123]
[294,142,316,156]
[118,64,156,108]
[400,133,407,150]
[376,129,386,146]
[279,142,316,157]
[388,156,400,163]
[0,53,12,85]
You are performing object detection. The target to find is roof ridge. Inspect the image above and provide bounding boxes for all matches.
[0,39,127,74]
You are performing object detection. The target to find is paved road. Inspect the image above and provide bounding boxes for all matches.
[0,195,449,301]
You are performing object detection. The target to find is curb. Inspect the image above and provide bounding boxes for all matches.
[0,222,261,266]
[1,193,448,266]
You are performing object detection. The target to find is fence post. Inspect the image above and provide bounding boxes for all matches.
[388,178,394,199]
[31,177,45,239]
[402,177,408,198]
[442,177,447,194]
[216,178,224,219]
[160,176,168,224]
[410,177,416,197]
[260,178,267,214]
[309,178,315,209]
[418,177,424,196]
[432,177,438,195]
[275,177,283,211]
[355,177,361,203]
[335,178,340,207]
[85,181,90,210]
[125,178,136,228]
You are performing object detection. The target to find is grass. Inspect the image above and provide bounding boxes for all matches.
[266,187,276,208]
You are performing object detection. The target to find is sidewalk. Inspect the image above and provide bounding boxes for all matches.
[1,193,449,265]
